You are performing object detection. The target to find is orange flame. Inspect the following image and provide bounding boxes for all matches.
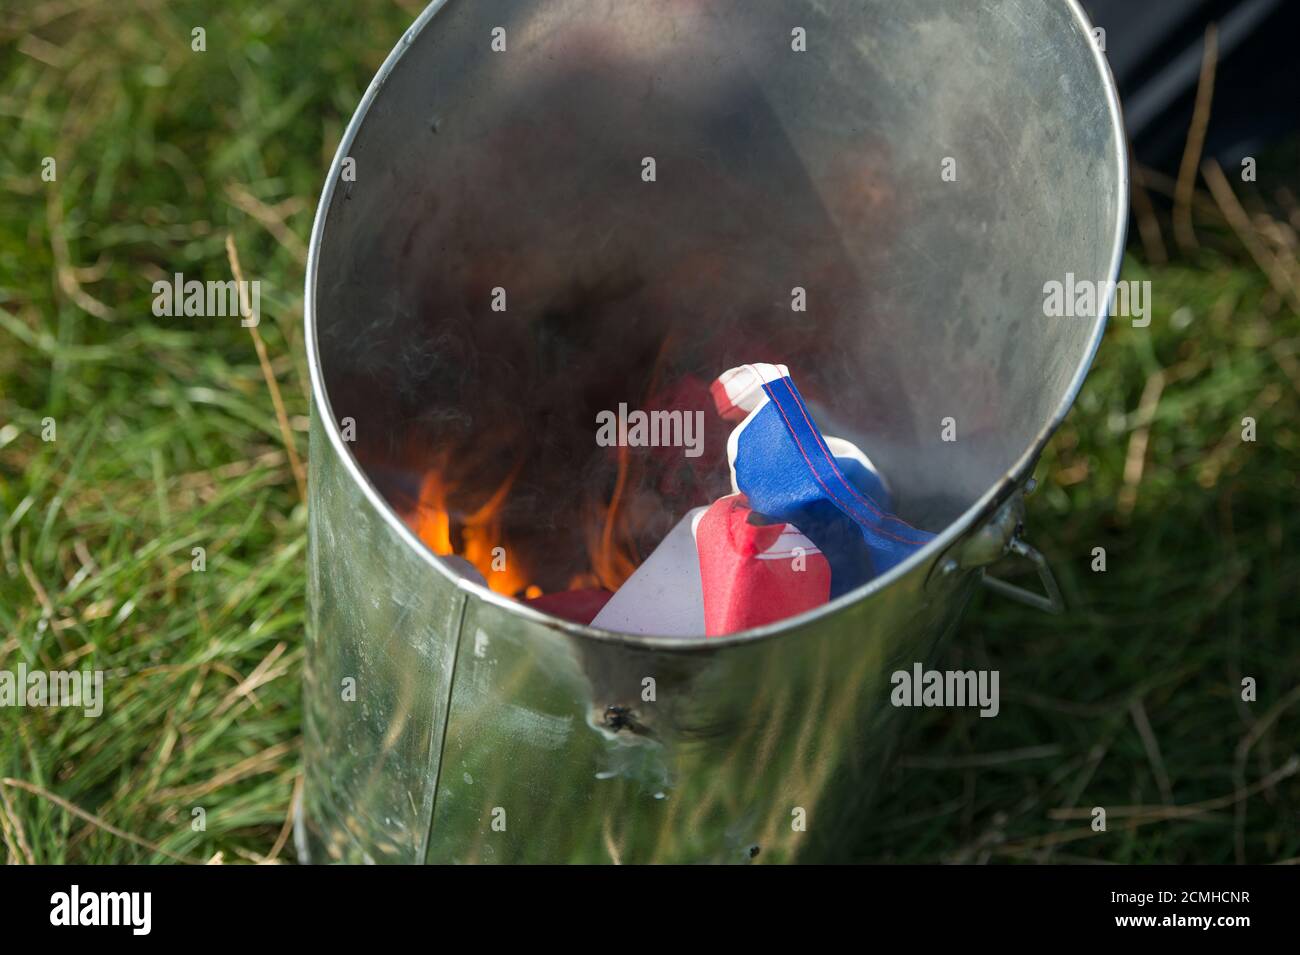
[586,441,639,591]
[414,466,533,597]
[412,441,645,601]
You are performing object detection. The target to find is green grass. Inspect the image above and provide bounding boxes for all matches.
[870,250,1300,863]
[1,0,1297,863]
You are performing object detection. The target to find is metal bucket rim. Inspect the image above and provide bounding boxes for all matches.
[303,0,1128,650]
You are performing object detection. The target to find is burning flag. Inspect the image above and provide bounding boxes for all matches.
[721,363,935,598]
[590,364,932,637]
[692,493,831,636]
[408,361,933,638]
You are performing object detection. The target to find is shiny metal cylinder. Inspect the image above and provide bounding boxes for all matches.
[299,0,1126,863]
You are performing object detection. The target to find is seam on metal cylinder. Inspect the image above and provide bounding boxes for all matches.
[419,589,468,863]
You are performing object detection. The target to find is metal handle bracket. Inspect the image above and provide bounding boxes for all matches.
[982,537,1064,614]
[930,477,1065,615]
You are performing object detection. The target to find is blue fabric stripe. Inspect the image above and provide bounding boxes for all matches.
[734,376,935,594]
